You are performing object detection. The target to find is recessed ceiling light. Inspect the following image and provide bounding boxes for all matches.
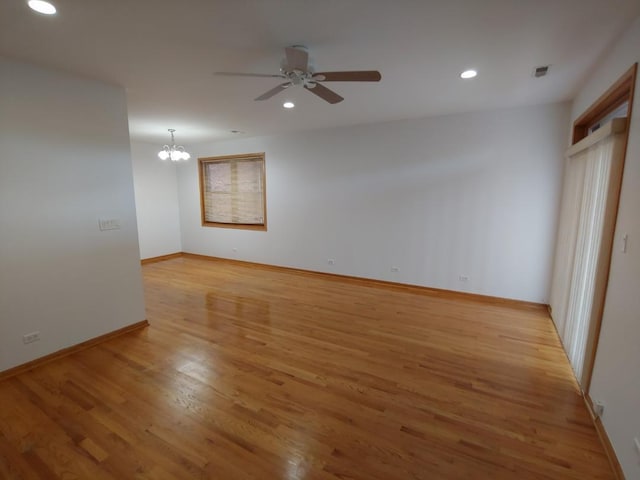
[28,0,57,15]
[460,69,478,79]
[283,101,295,109]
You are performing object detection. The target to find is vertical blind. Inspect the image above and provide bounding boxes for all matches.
[549,118,627,387]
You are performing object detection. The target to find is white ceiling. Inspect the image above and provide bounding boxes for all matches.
[2,0,640,145]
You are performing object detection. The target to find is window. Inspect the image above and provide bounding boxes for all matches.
[199,153,266,230]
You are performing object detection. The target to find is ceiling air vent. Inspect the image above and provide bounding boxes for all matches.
[533,65,550,78]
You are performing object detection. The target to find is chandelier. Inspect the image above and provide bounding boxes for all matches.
[158,129,191,161]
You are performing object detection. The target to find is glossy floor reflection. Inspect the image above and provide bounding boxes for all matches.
[0,256,614,479]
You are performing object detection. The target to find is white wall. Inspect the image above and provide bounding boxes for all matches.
[178,103,569,303]
[572,16,640,479]
[131,141,182,259]
[0,58,146,372]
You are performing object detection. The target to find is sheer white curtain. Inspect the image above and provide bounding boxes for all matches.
[549,119,627,388]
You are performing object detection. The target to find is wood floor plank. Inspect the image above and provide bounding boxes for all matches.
[0,256,614,479]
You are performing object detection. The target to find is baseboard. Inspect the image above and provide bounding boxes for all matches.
[584,393,625,480]
[178,252,546,311]
[0,320,149,382]
[141,252,182,265]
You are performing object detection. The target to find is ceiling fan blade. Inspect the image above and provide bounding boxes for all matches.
[304,83,344,104]
[255,82,291,101]
[285,46,309,72]
[313,71,381,82]
[216,72,286,78]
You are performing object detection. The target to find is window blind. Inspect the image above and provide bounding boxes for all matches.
[203,158,265,225]
[549,118,627,387]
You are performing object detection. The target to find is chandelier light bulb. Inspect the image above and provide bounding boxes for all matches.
[158,129,190,162]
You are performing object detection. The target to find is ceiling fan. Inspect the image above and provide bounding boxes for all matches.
[216,46,381,104]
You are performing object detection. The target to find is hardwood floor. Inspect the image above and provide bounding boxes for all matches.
[0,257,614,479]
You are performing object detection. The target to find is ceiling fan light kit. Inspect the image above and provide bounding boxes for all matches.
[158,129,190,161]
[216,45,381,105]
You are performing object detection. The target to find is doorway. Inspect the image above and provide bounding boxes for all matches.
[549,64,637,392]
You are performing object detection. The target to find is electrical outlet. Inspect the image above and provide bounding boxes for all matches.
[593,401,605,418]
[327,259,335,265]
[459,275,469,282]
[391,266,400,272]
[634,437,640,458]
[98,218,121,231]
[23,331,40,344]
[232,247,237,253]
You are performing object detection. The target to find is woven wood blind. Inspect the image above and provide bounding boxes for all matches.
[200,154,265,226]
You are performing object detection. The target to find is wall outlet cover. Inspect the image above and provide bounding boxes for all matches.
[593,401,605,418]
[23,331,40,344]
[98,218,121,231]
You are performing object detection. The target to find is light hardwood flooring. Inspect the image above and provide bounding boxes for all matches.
[0,256,614,479]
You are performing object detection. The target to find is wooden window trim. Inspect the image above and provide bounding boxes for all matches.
[198,152,267,231]
[572,63,637,144]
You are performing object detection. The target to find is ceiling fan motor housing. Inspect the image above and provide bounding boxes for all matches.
[216,45,381,104]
